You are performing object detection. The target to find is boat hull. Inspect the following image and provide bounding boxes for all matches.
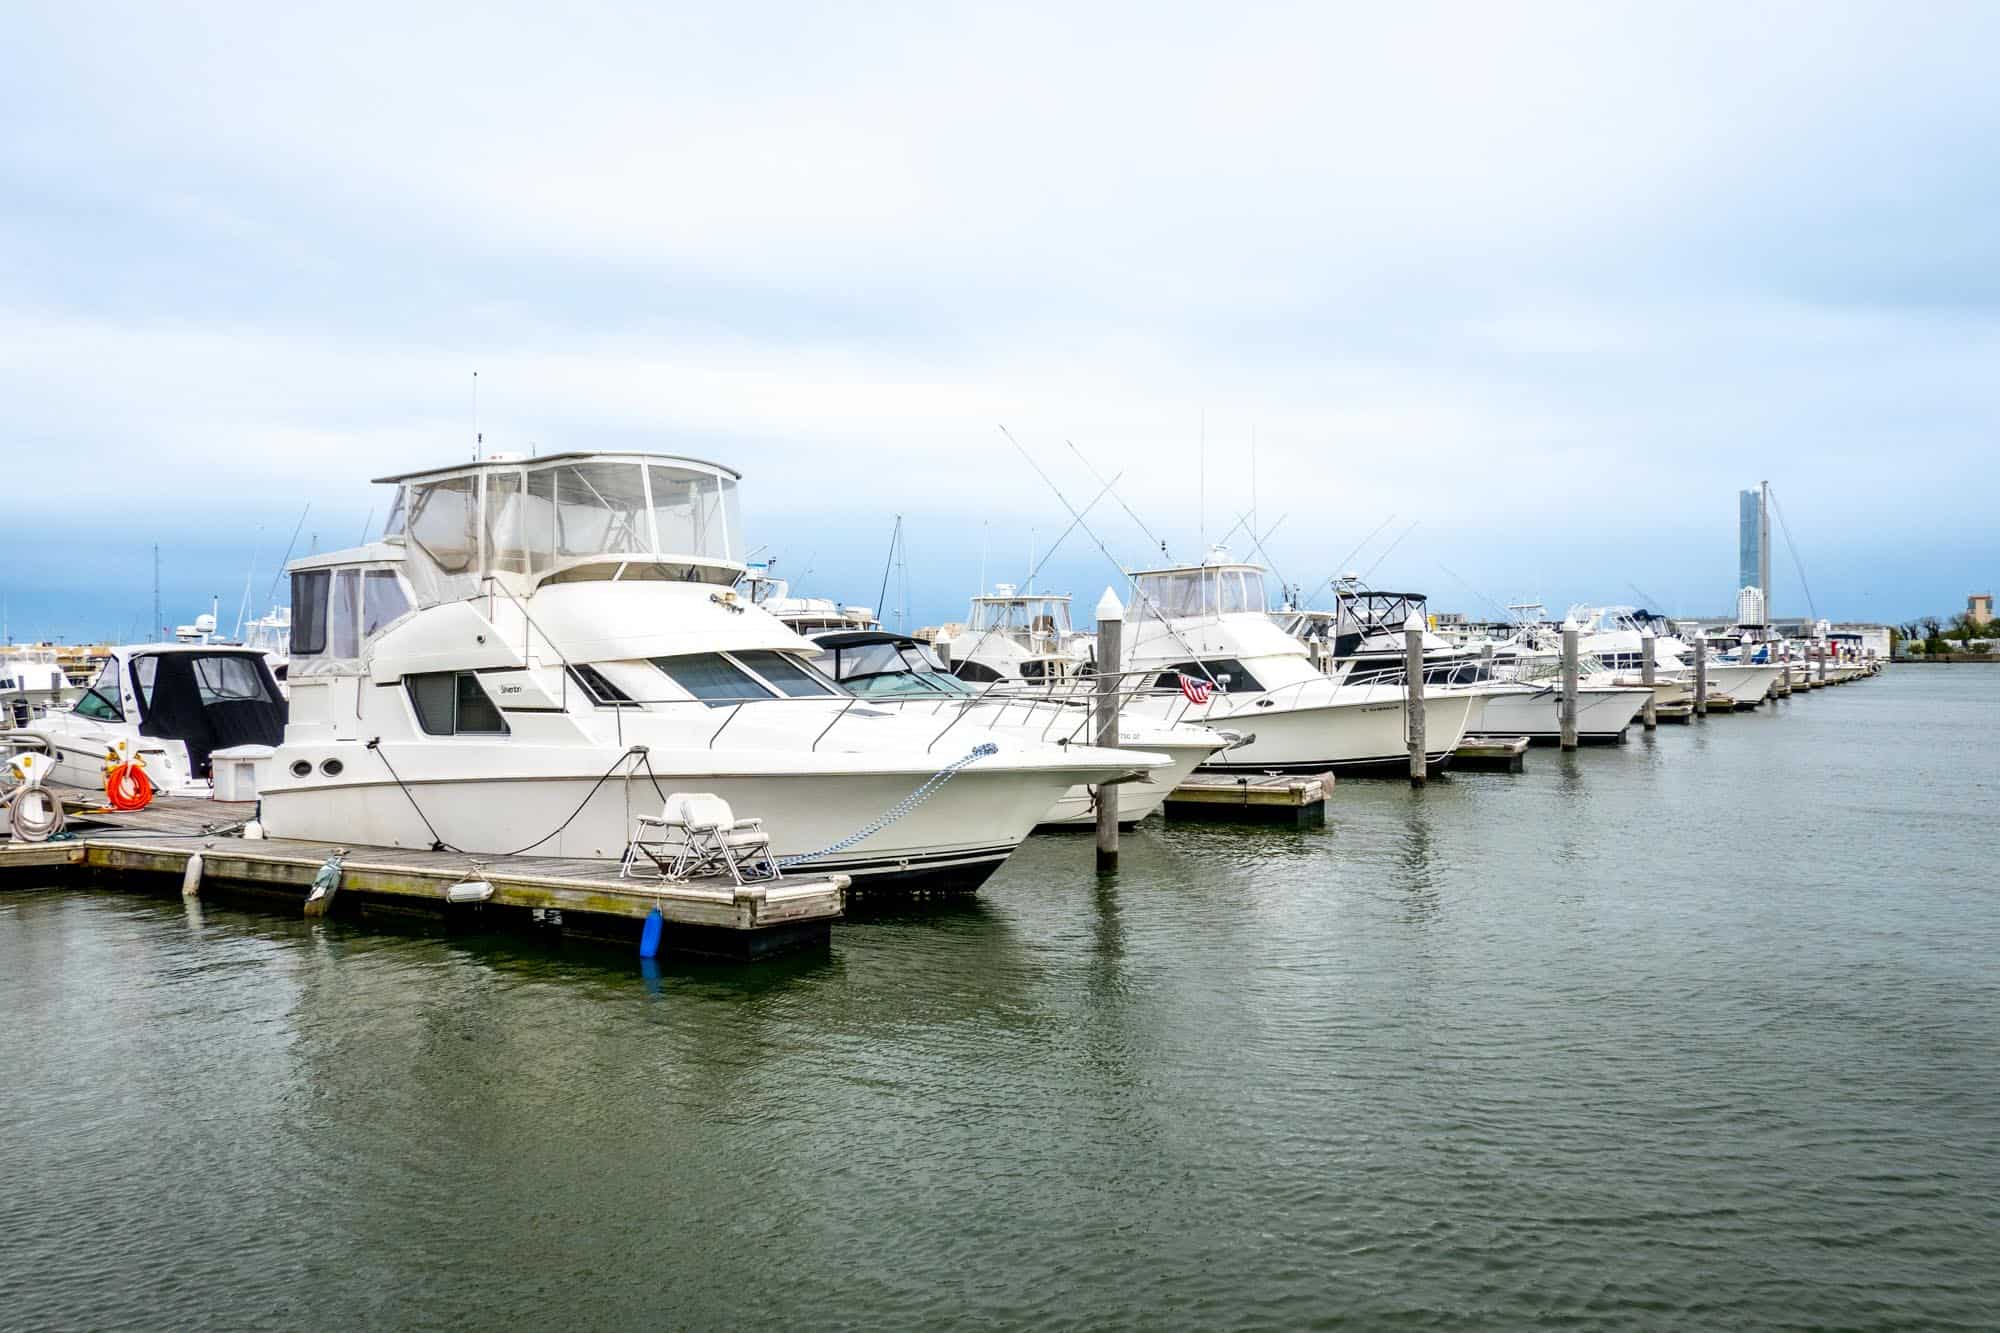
[259,749,1139,894]
[1174,688,1480,775]
[1469,686,1650,742]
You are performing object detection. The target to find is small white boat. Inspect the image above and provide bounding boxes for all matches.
[20,643,287,796]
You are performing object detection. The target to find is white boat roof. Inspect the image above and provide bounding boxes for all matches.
[371,450,741,485]
[288,541,407,572]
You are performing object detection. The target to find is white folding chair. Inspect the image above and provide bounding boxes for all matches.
[621,792,780,885]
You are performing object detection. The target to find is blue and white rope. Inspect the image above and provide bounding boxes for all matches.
[777,742,1000,868]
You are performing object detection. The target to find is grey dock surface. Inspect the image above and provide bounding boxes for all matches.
[3,788,844,960]
[1165,772,1332,826]
[1454,734,1531,772]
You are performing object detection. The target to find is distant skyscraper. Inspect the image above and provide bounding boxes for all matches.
[1738,489,1762,594]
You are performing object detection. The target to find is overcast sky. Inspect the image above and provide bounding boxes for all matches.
[4,0,1994,641]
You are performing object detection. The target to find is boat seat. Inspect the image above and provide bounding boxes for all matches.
[621,792,781,886]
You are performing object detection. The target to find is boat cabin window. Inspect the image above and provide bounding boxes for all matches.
[652,654,772,707]
[1151,658,1263,692]
[569,664,636,706]
[330,570,361,658]
[291,570,329,656]
[290,566,413,660]
[74,659,125,721]
[732,651,835,698]
[408,475,480,573]
[406,672,510,736]
[952,659,1004,684]
[361,571,412,636]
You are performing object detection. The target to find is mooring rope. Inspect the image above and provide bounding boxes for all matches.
[366,740,648,857]
[776,742,999,869]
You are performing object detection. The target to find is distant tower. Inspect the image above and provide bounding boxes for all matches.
[1737,586,1766,628]
[1737,484,1770,624]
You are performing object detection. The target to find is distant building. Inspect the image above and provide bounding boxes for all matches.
[1737,486,1770,623]
[1971,593,1994,627]
[1736,586,1766,627]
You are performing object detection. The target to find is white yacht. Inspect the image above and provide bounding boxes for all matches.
[1280,588,1648,743]
[933,587,1093,684]
[2,646,80,720]
[20,643,287,796]
[1566,606,1785,703]
[806,628,1234,826]
[1119,556,1479,774]
[739,564,880,635]
[255,451,1164,893]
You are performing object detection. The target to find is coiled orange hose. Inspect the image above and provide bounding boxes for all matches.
[105,762,155,811]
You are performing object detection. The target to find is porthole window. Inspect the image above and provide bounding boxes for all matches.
[290,760,313,778]
[320,758,344,776]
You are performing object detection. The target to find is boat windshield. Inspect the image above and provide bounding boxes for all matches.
[402,457,742,577]
[1133,568,1268,619]
[824,640,975,697]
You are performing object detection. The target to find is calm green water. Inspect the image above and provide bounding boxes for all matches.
[3,669,1996,1330]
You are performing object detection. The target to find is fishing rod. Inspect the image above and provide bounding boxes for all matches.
[1067,438,1172,560]
[1360,520,1421,582]
[997,425,1227,685]
[260,504,311,616]
[1303,513,1397,608]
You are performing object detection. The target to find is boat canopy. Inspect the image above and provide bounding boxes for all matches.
[967,592,1072,636]
[377,452,744,595]
[1129,564,1269,622]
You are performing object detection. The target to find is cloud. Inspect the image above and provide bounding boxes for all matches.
[3,0,1997,637]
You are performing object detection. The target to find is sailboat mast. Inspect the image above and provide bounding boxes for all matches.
[1759,479,1772,623]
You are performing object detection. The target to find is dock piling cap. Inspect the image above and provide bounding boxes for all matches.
[1561,618,1580,632]
[1640,626,1655,639]
[1403,613,1424,633]
[1095,587,1124,622]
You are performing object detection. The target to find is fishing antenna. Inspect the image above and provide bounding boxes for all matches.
[1437,560,1515,623]
[875,516,902,622]
[233,524,265,640]
[1626,582,1670,615]
[1360,520,1420,582]
[951,473,1124,668]
[1303,513,1397,608]
[1067,439,1171,559]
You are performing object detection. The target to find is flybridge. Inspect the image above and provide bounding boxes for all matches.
[374,451,746,590]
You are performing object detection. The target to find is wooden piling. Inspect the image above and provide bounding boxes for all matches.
[1640,630,1658,730]
[1404,614,1426,786]
[1094,588,1123,871]
[1694,635,1709,717]
[1559,620,1580,750]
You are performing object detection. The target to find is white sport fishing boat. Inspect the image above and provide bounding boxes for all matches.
[932,586,1094,684]
[1567,606,1785,703]
[1120,555,1479,774]
[1283,586,1649,743]
[19,643,287,796]
[256,451,1164,893]
[806,628,1234,827]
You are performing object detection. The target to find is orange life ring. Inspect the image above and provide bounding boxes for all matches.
[106,762,155,811]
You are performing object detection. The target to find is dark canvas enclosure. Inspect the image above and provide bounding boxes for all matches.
[131,652,288,778]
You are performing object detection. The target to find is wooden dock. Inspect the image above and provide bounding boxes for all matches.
[1164,772,1332,826]
[2,789,845,960]
[1453,734,1530,772]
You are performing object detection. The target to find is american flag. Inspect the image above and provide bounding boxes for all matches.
[1178,672,1214,705]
